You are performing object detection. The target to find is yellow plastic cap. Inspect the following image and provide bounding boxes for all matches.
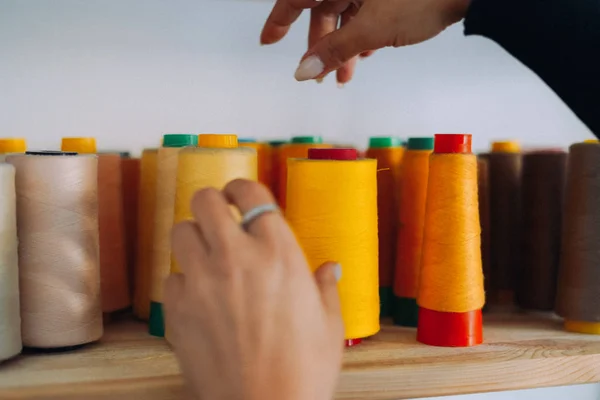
[584,139,599,143]
[491,141,520,153]
[61,137,97,154]
[198,134,238,148]
[0,138,27,154]
[564,320,600,335]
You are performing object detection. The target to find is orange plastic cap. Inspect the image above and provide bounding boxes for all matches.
[61,137,97,154]
[0,138,27,154]
[491,141,520,153]
[434,134,472,154]
[198,134,238,148]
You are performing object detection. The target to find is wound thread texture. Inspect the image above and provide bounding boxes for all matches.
[7,153,102,348]
[418,153,485,313]
[518,150,567,311]
[0,164,22,360]
[477,157,492,298]
[133,149,158,321]
[121,156,140,298]
[170,147,258,274]
[239,142,272,189]
[556,143,600,328]
[488,147,522,306]
[394,149,432,299]
[97,154,130,313]
[365,146,403,299]
[286,158,380,340]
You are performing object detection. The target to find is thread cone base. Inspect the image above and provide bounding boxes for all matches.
[379,287,394,318]
[393,297,419,327]
[417,307,483,347]
[149,301,165,337]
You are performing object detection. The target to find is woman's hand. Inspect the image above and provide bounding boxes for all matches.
[261,0,471,84]
[163,180,344,400]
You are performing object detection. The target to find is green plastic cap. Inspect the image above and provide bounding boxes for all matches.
[393,296,419,327]
[162,134,198,148]
[149,301,165,337]
[369,137,402,148]
[407,137,434,150]
[268,140,288,147]
[238,138,256,143]
[291,136,323,144]
[379,287,395,318]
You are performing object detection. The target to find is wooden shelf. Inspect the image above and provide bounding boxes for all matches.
[1,313,600,399]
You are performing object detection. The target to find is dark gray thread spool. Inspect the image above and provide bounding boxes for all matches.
[488,151,522,308]
[556,143,600,330]
[518,150,567,311]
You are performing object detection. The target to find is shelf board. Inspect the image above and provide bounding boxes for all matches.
[1,313,599,399]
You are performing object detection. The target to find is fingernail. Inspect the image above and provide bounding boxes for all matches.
[333,263,342,282]
[316,78,324,84]
[337,82,345,89]
[294,55,324,81]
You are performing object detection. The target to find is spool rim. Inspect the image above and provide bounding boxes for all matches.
[308,148,357,160]
[238,138,257,143]
[368,137,402,148]
[491,141,520,153]
[434,134,472,154]
[61,137,97,154]
[268,140,288,147]
[417,307,483,347]
[26,151,78,156]
[407,137,434,151]
[162,134,198,148]
[291,136,323,144]
[0,138,26,154]
[198,134,238,148]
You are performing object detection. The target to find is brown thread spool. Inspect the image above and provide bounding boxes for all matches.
[97,153,130,314]
[7,151,103,348]
[556,142,600,333]
[488,143,522,308]
[518,150,567,311]
[120,155,140,297]
[477,156,492,299]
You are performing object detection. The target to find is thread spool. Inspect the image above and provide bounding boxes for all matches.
[488,140,522,309]
[239,139,272,189]
[7,151,102,348]
[148,134,197,335]
[268,140,287,203]
[365,137,404,317]
[0,138,27,162]
[518,150,567,311]
[286,148,379,346]
[120,155,140,297]
[166,137,257,341]
[393,137,434,327]
[0,164,22,360]
[556,142,600,334]
[95,153,130,314]
[133,149,159,323]
[416,134,484,347]
[61,137,97,154]
[278,136,331,209]
[477,156,492,301]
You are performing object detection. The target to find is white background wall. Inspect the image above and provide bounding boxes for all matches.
[1,1,599,399]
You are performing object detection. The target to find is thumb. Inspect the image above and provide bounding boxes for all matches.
[294,18,372,81]
[314,262,343,323]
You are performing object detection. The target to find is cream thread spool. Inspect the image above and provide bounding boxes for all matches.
[0,163,22,360]
[7,151,103,348]
[148,134,197,335]
[286,148,380,346]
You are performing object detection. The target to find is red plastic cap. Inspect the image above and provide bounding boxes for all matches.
[434,134,472,154]
[308,148,357,160]
[417,307,483,347]
[345,338,362,347]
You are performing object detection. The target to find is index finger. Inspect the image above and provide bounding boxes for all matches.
[261,0,322,45]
